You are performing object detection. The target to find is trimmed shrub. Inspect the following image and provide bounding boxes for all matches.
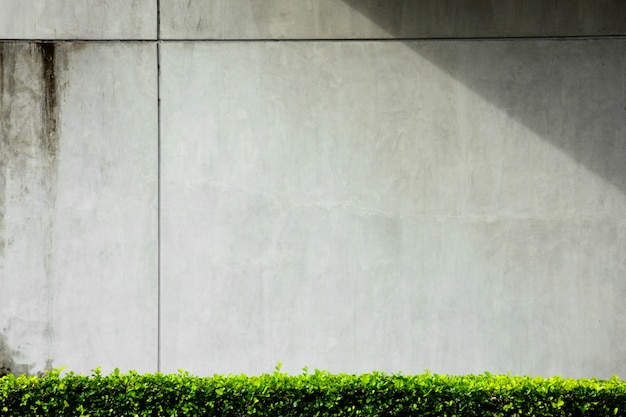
[1,368,625,416]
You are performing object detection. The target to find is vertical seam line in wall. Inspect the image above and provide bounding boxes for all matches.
[156,0,162,373]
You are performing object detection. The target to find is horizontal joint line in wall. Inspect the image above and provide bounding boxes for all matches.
[0,35,625,43]
[159,35,626,42]
[0,39,158,43]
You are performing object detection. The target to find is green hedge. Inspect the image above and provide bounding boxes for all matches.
[1,368,625,416]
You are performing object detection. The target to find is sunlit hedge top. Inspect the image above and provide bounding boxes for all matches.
[1,368,625,416]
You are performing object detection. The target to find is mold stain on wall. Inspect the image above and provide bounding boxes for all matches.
[0,42,63,374]
[38,42,60,373]
[0,43,12,259]
[0,332,32,376]
[39,43,59,159]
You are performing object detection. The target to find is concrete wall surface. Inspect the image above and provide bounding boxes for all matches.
[0,1,156,39]
[0,43,158,374]
[1,1,626,379]
[160,0,626,39]
[160,39,626,378]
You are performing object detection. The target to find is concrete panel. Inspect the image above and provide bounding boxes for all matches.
[160,0,626,39]
[0,43,157,375]
[0,1,156,40]
[160,40,626,378]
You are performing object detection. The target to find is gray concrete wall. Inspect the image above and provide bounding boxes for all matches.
[160,39,626,379]
[161,0,626,39]
[0,1,156,39]
[0,42,158,375]
[1,1,626,379]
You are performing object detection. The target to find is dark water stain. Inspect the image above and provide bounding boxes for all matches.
[0,44,10,259]
[0,333,33,377]
[0,44,20,258]
[38,43,59,159]
[35,42,61,278]
[0,44,4,258]
[0,43,62,374]
[37,42,61,377]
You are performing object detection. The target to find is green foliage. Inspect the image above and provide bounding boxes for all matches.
[1,368,625,416]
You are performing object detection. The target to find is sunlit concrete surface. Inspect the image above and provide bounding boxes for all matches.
[160,0,626,39]
[0,1,156,39]
[160,39,626,378]
[0,43,158,374]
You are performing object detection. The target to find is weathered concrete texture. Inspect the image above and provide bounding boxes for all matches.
[160,0,626,39]
[0,43,61,374]
[0,43,158,375]
[160,40,626,378]
[0,1,156,40]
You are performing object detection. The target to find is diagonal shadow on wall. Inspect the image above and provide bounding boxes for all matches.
[341,0,626,196]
